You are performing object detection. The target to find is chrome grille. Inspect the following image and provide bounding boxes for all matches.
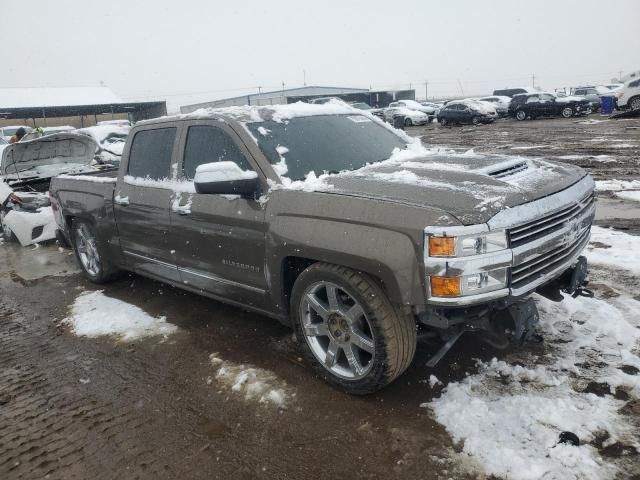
[509,193,594,249]
[511,228,591,291]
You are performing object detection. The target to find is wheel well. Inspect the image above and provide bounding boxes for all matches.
[281,256,316,311]
[280,256,392,314]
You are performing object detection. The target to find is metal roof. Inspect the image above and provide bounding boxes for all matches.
[0,87,124,109]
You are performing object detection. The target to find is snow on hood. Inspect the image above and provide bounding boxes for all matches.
[392,107,429,119]
[1,132,98,180]
[555,95,588,103]
[265,139,586,224]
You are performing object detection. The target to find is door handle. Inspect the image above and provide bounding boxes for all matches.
[114,195,129,206]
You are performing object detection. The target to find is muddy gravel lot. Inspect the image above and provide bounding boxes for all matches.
[1,115,639,480]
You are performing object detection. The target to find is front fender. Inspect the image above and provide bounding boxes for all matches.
[268,216,426,308]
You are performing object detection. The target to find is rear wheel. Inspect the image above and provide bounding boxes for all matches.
[630,97,640,110]
[439,117,448,126]
[471,116,481,125]
[404,117,413,127]
[291,263,417,395]
[72,219,120,283]
[561,106,574,118]
[515,109,527,121]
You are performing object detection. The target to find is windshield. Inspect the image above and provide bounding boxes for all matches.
[247,114,407,181]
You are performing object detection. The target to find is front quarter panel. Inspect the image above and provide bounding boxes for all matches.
[265,191,460,311]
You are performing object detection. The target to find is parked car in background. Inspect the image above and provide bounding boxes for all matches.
[617,77,640,110]
[437,99,497,125]
[97,119,132,127]
[388,99,437,116]
[492,87,537,98]
[348,102,373,110]
[383,106,430,126]
[478,96,511,116]
[77,125,131,164]
[509,92,591,120]
[310,97,345,105]
[571,86,616,112]
[0,132,101,246]
[0,125,33,142]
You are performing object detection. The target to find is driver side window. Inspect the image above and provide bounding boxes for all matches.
[182,126,252,179]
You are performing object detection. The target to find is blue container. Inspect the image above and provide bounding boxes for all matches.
[600,96,614,114]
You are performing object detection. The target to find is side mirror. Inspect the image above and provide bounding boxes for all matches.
[194,161,260,196]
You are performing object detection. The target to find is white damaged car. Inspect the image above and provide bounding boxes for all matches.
[0,132,100,246]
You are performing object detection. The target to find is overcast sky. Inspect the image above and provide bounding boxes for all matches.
[1,0,638,112]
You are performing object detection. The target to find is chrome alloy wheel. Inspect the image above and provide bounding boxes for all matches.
[75,223,101,277]
[300,281,376,380]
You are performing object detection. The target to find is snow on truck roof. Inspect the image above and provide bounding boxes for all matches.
[137,101,361,126]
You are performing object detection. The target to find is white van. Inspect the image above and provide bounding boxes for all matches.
[618,77,640,110]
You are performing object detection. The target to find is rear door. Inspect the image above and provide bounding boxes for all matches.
[169,120,269,307]
[114,124,181,282]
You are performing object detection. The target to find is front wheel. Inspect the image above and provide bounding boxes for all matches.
[439,117,448,126]
[630,97,640,111]
[72,219,120,283]
[404,117,413,127]
[291,263,417,395]
[561,106,574,118]
[515,109,527,121]
[471,116,481,125]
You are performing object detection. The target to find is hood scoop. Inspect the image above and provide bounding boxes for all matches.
[485,160,529,178]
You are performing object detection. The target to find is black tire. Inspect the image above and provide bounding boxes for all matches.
[630,96,640,111]
[404,117,413,127]
[291,262,417,395]
[71,219,120,283]
[561,106,574,118]
[439,117,448,126]
[471,116,481,125]
[515,109,527,121]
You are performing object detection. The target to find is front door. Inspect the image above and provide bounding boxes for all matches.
[113,125,181,282]
[169,121,269,309]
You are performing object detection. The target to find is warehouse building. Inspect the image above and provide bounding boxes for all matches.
[180,85,415,113]
[0,86,167,128]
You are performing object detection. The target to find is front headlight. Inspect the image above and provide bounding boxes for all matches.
[427,230,507,257]
[424,226,511,300]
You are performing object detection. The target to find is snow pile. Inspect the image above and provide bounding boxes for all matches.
[194,161,258,182]
[615,191,640,202]
[209,353,292,407]
[587,226,640,275]
[427,289,640,480]
[63,290,177,341]
[595,179,640,192]
[425,228,640,479]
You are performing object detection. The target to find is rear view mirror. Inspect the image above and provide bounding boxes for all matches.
[194,161,260,196]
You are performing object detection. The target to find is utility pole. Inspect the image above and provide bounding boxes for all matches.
[282,81,285,93]
[531,73,535,88]
[425,80,428,100]
[303,69,307,86]
[619,70,623,81]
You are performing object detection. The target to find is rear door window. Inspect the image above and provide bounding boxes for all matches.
[182,125,252,179]
[127,128,176,180]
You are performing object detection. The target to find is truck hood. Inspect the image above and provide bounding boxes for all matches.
[325,152,586,225]
[1,132,98,182]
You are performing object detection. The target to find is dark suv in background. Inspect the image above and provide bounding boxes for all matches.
[508,92,591,120]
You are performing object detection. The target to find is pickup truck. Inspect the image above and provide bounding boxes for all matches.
[50,103,595,394]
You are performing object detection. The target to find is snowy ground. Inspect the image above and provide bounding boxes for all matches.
[425,227,640,479]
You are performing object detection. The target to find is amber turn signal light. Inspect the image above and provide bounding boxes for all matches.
[430,276,461,297]
[429,236,456,257]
